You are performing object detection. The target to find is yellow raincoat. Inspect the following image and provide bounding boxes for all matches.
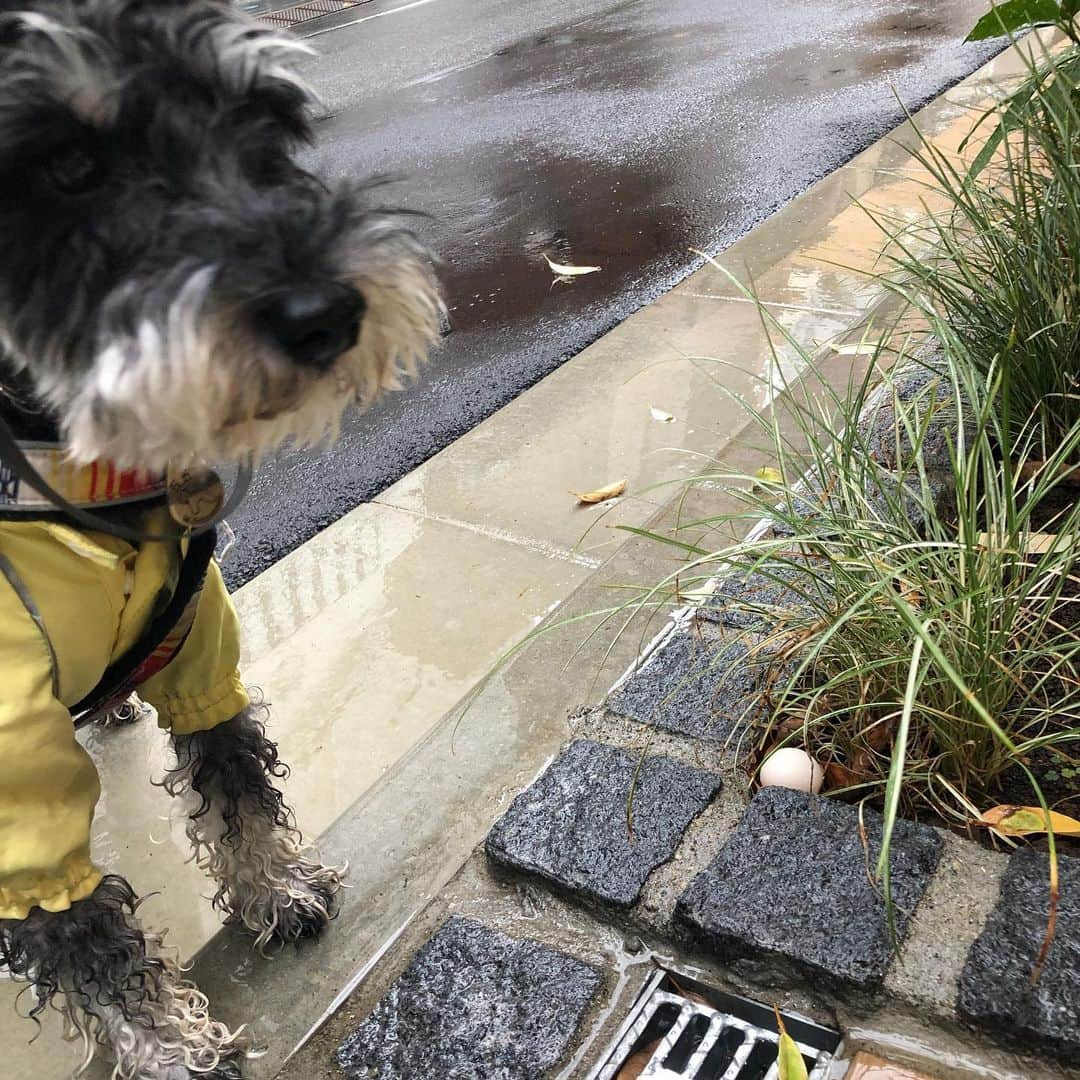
[0,507,248,920]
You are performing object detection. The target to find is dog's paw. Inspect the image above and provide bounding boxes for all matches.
[237,854,345,952]
[196,1060,244,1080]
[272,856,344,946]
[88,950,252,1080]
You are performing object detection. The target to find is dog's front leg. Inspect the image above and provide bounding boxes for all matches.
[0,877,246,1079]
[165,700,344,952]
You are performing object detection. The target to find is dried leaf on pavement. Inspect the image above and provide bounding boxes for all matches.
[650,406,676,423]
[543,253,601,276]
[829,342,878,356]
[572,478,627,504]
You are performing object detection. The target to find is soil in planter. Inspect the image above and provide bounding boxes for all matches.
[750,668,1079,854]
[995,747,1080,821]
[1023,477,1080,534]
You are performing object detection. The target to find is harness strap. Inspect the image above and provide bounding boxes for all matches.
[0,550,60,700]
[71,528,217,727]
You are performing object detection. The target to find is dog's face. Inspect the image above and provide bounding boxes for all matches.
[0,0,440,469]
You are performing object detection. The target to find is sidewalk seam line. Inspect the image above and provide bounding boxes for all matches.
[674,293,866,317]
[372,499,605,568]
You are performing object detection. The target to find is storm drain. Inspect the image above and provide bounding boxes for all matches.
[590,970,841,1080]
[259,0,371,29]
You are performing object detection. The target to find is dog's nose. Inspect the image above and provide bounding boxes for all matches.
[257,283,365,370]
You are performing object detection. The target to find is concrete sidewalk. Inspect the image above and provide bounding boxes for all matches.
[2,33,1038,1080]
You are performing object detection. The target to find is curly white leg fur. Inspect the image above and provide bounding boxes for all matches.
[165,705,344,954]
[181,796,343,954]
[1,877,248,1080]
[63,933,248,1079]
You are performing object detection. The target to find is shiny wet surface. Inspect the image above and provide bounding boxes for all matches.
[224,0,1002,586]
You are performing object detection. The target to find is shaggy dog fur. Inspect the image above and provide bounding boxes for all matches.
[0,1,440,1075]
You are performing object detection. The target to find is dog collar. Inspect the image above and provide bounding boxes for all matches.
[0,416,252,542]
[0,442,165,511]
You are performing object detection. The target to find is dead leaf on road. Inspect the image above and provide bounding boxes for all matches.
[543,253,601,277]
[572,478,627,504]
[829,342,878,356]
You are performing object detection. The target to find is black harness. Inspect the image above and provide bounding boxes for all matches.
[68,528,218,724]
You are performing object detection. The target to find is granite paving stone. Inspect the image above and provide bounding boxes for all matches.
[958,847,1080,1061]
[336,915,602,1080]
[675,786,944,990]
[858,355,964,528]
[769,443,950,540]
[769,349,962,539]
[700,555,824,632]
[605,630,765,742]
[860,346,966,477]
[486,739,722,907]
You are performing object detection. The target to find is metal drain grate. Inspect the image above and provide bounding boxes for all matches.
[590,971,841,1080]
[259,0,370,29]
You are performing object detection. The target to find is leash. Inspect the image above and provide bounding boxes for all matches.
[0,413,251,542]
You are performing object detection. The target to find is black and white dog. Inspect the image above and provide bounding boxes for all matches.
[0,1,440,1076]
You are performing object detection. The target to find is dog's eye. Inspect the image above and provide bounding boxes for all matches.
[43,148,105,195]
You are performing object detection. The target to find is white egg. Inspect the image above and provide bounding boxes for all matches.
[759,747,824,794]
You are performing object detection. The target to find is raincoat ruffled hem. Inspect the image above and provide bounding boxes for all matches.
[0,853,102,919]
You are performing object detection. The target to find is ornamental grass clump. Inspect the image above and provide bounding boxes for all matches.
[881,26,1080,458]
[626,317,1080,832]
[761,355,1077,823]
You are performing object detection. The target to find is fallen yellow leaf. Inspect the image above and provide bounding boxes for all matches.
[543,253,601,276]
[754,466,783,486]
[829,342,878,356]
[975,531,1072,556]
[571,478,627,504]
[978,805,1080,837]
[774,1007,808,1080]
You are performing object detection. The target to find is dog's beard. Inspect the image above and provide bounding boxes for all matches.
[53,225,441,471]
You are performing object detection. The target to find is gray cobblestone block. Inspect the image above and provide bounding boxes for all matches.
[605,631,765,742]
[336,915,602,1080]
[769,348,961,538]
[486,739,722,906]
[773,456,950,538]
[675,786,943,990]
[859,346,965,476]
[699,555,824,631]
[958,847,1080,1062]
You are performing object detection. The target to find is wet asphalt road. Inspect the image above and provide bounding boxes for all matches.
[223,0,1001,588]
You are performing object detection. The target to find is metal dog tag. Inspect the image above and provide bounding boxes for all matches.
[166,463,225,529]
